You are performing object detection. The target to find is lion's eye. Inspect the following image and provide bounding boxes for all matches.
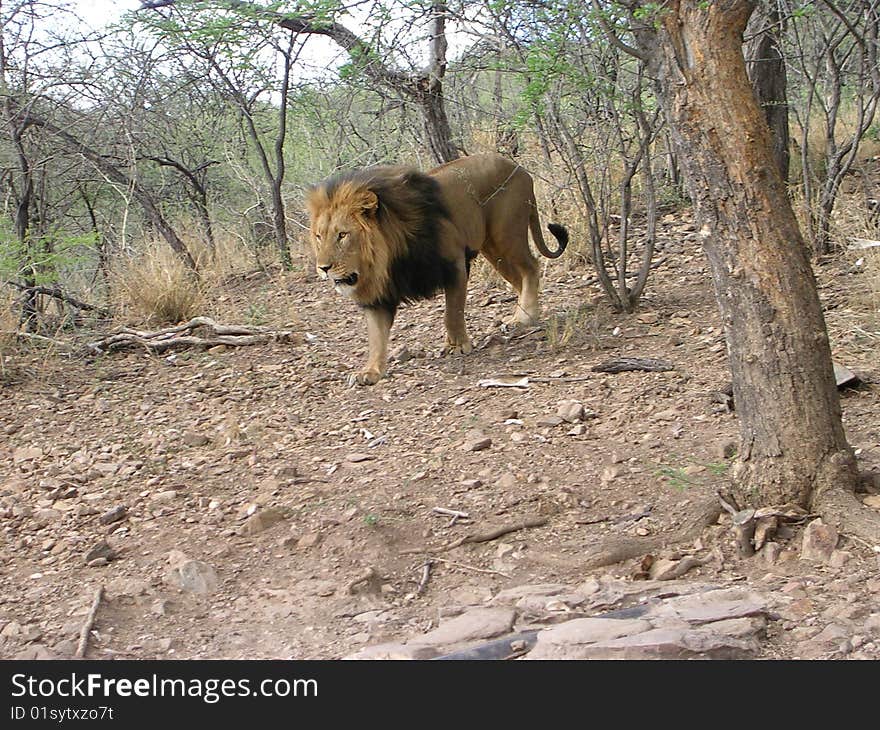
[315,233,322,241]
[338,232,349,241]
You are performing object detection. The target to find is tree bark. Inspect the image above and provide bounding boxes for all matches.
[630,1,861,520]
[746,4,790,182]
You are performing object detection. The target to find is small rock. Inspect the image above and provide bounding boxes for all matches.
[800,518,839,563]
[297,532,323,549]
[536,415,564,428]
[13,446,43,463]
[556,400,585,423]
[99,505,127,525]
[460,479,482,489]
[84,540,116,564]
[392,346,413,363]
[151,490,179,504]
[462,431,492,452]
[864,614,880,635]
[164,558,218,595]
[14,644,57,660]
[346,453,374,463]
[829,550,851,568]
[344,643,440,660]
[413,607,516,648]
[87,558,109,567]
[152,599,170,617]
[862,495,880,510]
[182,431,210,447]
[762,542,782,565]
[238,506,287,536]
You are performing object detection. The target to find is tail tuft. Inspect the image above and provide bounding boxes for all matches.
[547,223,569,256]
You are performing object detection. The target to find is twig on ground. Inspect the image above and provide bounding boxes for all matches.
[442,515,548,551]
[75,586,104,659]
[416,560,433,595]
[432,507,469,519]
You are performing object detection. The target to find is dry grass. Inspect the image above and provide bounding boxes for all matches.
[545,300,610,352]
[111,241,205,324]
[110,223,305,329]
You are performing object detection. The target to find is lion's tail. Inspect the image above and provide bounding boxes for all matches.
[529,206,568,259]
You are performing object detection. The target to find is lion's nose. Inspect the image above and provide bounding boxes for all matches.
[318,264,332,273]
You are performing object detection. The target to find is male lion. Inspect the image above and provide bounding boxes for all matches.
[307,153,568,385]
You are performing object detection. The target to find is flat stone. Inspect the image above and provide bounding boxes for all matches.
[529,617,652,659]
[531,617,764,659]
[84,540,116,564]
[413,607,516,648]
[556,401,585,423]
[801,519,839,563]
[297,532,323,549]
[13,447,43,463]
[182,431,210,447]
[164,559,218,595]
[645,588,766,625]
[862,495,880,510]
[490,584,570,606]
[344,643,440,660]
[462,432,492,452]
[238,507,287,536]
[99,505,127,525]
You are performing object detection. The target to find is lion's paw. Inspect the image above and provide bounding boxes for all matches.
[443,339,473,356]
[348,368,383,387]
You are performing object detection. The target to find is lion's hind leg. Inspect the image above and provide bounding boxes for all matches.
[482,242,541,327]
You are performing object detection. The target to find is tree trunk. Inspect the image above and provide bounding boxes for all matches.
[632,1,861,521]
[746,4,789,182]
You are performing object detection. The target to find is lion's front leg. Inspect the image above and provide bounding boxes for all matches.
[443,268,472,355]
[350,305,395,386]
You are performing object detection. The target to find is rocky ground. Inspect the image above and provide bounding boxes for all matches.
[1,212,879,660]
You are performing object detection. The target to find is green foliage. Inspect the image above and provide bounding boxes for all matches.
[0,224,97,285]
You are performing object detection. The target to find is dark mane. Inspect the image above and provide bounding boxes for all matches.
[322,166,458,311]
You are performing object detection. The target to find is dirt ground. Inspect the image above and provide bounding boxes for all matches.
[2,212,879,660]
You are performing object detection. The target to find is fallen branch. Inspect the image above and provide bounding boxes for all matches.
[443,515,548,551]
[416,560,433,595]
[75,585,104,659]
[85,317,295,354]
[399,515,549,556]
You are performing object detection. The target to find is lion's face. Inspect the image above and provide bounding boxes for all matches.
[307,186,379,300]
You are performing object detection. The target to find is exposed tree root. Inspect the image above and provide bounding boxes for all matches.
[579,497,722,572]
[85,317,295,355]
[812,486,880,548]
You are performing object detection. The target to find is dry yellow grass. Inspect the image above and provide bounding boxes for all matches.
[110,241,205,324]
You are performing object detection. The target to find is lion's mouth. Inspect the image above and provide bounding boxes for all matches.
[334,273,359,287]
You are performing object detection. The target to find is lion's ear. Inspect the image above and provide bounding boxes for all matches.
[356,190,379,214]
